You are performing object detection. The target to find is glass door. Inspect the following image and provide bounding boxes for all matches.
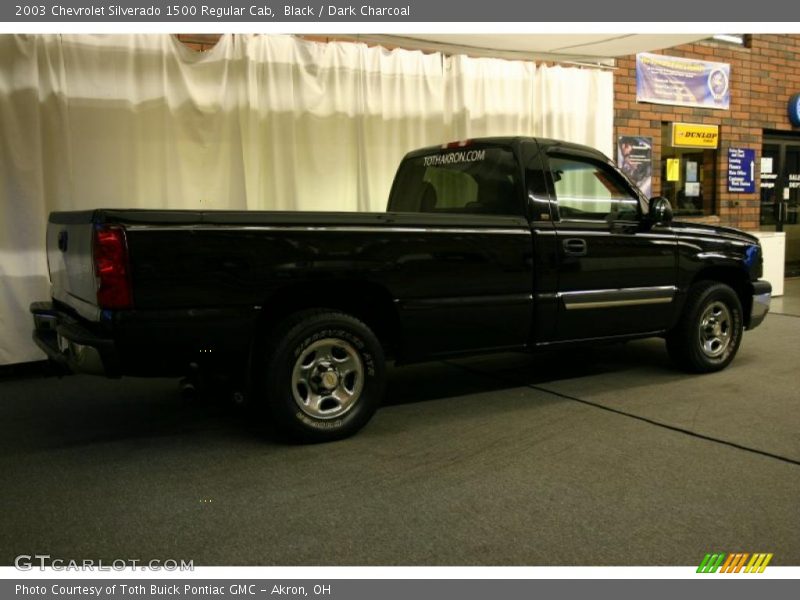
[759,143,780,229]
[661,124,717,217]
[786,145,800,276]
[761,135,800,276]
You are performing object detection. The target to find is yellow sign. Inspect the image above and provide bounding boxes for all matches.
[671,123,719,148]
[666,158,681,181]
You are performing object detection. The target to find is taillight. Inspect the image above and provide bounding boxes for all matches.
[93,225,132,309]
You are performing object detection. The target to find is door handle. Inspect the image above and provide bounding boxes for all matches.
[562,238,587,257]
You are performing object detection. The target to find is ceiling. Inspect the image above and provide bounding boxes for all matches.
[349,34,713,66]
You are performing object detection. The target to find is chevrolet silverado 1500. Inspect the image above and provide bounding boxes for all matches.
[31,137,771,441]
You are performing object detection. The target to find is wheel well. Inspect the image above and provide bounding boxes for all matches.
[255,281,403,357]
[690,267,753,324]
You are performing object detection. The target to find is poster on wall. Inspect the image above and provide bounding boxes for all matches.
[617,136,652,198]
[686,161,698,182]
[666,158,680,182]
[728,148,756,193]
[636,53,730,110]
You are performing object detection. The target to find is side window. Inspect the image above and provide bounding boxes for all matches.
[389,147,521,216]
[549,155,640,221]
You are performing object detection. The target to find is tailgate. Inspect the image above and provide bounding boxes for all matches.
[47,211,99,314]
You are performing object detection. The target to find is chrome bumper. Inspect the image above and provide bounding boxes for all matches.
[748,280,771,330]
[30,301,116,376]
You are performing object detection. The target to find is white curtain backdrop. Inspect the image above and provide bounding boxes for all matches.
[445,54,537,139]
[0,34,613,365]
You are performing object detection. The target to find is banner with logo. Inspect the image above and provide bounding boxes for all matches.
[636,53,730,110]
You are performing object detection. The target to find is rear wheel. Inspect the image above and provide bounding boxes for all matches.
[666,281,743,373]
[257,310,385,442]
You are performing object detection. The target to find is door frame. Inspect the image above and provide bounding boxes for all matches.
[762,131,800,277]
[762,131,800,233]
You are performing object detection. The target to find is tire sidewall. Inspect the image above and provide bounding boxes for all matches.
[264,313,384,441]
[687,284,743,370]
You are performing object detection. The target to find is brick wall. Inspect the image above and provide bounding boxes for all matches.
[174,34,221,51]
[177,33,503,50]
[615,35,800,230]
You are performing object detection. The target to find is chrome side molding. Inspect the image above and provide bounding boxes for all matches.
[560,286,677,311]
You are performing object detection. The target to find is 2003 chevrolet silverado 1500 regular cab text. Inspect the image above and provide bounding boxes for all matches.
[31,137,772,441]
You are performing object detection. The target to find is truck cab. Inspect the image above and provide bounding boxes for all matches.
[388,137,769,349]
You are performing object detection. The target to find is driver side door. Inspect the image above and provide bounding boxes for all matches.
[546,150,677,341]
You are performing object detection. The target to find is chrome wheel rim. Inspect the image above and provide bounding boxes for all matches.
[291,338,364,420]
[698,301,732,358]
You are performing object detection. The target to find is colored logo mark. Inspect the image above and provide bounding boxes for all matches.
[697,553,773,573]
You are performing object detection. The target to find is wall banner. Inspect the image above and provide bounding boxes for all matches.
[636,53,730,110]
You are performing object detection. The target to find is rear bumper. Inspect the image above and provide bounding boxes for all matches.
[31,301,257,377]
[748,280,771,330]
[30,301,119,376]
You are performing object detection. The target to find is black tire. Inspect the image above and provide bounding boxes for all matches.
[256,310,385,443]
[666,281,744,373]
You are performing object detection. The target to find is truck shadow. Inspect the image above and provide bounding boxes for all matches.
[0,338,680,451]
[383,337,676,407]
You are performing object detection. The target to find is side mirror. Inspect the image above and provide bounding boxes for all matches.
[648,196,673,224]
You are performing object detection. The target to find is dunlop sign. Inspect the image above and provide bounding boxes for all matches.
[671,123,719,149]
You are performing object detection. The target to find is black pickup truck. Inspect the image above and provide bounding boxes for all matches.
[31,137,771,441]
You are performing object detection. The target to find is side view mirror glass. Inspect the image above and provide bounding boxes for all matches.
[648,196,673,224]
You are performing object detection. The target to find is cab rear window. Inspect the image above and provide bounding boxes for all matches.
[389,146,522,216]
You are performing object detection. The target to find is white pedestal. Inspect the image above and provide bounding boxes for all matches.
[751,231,786,297]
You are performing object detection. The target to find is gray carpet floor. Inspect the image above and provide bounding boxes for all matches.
[1,312,798,566]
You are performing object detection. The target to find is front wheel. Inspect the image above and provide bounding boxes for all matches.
[257,310,385,443]
[666,281,743,373]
